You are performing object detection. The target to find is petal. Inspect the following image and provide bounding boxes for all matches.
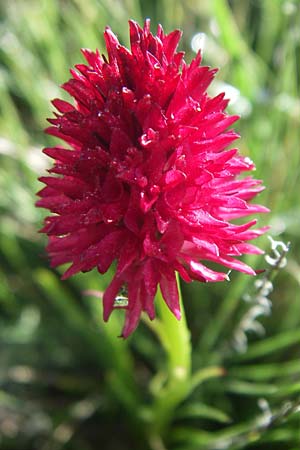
[121,280,143,337]
[103,276,124,321]
[160,267,181,319]
[190,260,228,282]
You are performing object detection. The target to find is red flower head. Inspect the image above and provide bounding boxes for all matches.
[37,20,269,337]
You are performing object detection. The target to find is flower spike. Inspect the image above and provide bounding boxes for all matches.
[38,20,269,337]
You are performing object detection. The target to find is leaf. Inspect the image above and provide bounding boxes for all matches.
[274,382,300,398]
[191,366,226,391]
[225,379,278,396]
[232,328,300,361]
[229,359,300,381]
[176,402,232,424]
[171,427,215,446]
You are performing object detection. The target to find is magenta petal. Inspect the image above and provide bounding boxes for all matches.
[121,300,142,338]
[163,29,182,61]
[160,268,181,319]
[121,280,143,337]
[103,276,124,321]
[163,169,186,188]
[219,257,256,275]
[235,243,264,255]
[190,260,228,282]
[143,259,160,299]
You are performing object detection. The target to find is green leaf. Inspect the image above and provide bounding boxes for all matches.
[176,402,232,424]
[191,366,226,391]
[225,379,278,396]
[233,329,300,361]
[229,360,300,381]
[171,426,215,446]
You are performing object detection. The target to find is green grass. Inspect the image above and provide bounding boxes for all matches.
[0,0,300,449]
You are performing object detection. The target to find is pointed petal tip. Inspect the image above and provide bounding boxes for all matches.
[173,308,181,320]
[118,332,127,339]
[262,207,271,213]
[128,18,139,25]
[121,315,140,338]
[146,309,156,321]
[104,26,117,39]
[255,269,266,275]
[103,309,111,322]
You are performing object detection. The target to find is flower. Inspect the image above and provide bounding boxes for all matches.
[37,20,269,337]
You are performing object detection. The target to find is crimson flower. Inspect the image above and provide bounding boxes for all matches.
[37,20,268,337]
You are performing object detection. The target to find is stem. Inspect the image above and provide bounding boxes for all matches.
[150,273,192,439]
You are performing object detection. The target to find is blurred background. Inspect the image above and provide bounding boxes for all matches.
[0,0,299,449]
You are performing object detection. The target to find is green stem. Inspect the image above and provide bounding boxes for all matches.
[150,273,192,439]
